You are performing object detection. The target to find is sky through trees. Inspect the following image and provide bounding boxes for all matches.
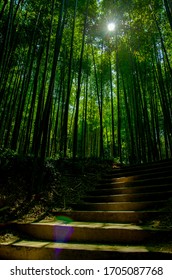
[0,0,172,163]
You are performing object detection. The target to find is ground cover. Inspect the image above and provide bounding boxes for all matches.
[0,152,112,229]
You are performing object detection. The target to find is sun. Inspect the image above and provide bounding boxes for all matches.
[107,22,115,31]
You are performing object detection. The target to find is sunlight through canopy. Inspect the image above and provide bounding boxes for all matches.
[107,22,115,31]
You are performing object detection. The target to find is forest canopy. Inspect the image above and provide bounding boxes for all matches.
[0,0,172,163]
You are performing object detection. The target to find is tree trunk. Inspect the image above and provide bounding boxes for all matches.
[73,0,89,159]
[40,0,68,160]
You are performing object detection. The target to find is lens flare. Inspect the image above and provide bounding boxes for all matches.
[54,216,74,259]
[56,215,73,224]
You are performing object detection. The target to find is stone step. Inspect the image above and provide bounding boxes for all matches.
[52,210,165,223]
[1,241,171,260]
[83,191,172,203]
[111,159,172,175]
[98,175,172,187]
[89,184,172,196]
[74,200,166,211]
[10,222,172,245]
[104,170,172,180]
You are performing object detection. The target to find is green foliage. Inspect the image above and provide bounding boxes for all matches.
[0,0,172,163]
[0,152,114,222]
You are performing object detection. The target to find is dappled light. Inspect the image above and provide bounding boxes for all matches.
[112,176,136,183]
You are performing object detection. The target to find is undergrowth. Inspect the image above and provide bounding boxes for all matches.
[0,150,114,222]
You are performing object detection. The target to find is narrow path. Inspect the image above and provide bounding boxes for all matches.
[0,159,172,259]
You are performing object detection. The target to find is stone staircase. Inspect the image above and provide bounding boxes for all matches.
[0,159,172,260]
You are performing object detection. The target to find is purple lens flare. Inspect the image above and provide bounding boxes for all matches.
[54,215,74,259]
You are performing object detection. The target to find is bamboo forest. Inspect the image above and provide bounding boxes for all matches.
[0,0,172,164]
[1,1,172,261]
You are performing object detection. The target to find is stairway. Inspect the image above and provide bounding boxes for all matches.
[0,160,172,260]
